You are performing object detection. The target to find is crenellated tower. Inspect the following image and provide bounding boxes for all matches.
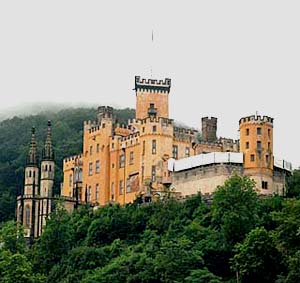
[135,76,171,120]
[239,115,274,192]
[201,117,217,143]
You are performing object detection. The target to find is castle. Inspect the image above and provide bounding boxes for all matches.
[17,76,292,240]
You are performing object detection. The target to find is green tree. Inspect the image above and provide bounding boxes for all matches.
[231,227,283,283]
[184,269,221,283]
[287,169,300,197]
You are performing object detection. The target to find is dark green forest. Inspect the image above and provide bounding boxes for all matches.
[1,107,300,282]
[1,174,300,282]
[0,107,135,222]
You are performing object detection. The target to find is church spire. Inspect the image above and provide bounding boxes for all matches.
[26,127,38,166]
[42,120,54,161]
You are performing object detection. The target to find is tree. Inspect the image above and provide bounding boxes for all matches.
[286,169,300,198]
[211,174,259,247]
[231,227,283,283]
[184,269,221,283]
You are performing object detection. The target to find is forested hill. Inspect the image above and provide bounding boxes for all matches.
[0,107,135,222]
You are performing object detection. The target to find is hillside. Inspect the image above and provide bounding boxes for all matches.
[0,107,135,222]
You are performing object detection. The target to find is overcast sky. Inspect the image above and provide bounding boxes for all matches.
[0,1,299,168]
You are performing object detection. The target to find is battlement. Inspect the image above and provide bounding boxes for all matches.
[174,127,198,136]
[137,117,174,126]
[135,76,171,93]
[63,154,83,163]
[239,115,274,125]
[202,117,218,123]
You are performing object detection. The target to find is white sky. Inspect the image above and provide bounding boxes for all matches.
[0,1,299,168]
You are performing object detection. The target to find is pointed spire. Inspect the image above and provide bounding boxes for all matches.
[26,127,38,166]
[42,120,54,161]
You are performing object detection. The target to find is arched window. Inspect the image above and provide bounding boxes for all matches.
[33,171,36,178]
[49,165,52,172]
[25,205,30,227]
[29,171,32,178]
[45,165,48,171]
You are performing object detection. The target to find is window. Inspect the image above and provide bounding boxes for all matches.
[257,127,262,135]
[250,154,255,162]
[89,145,93,156]
[126,179,131,193]
[262,181,268,189]
[142,141,146,155]
[172,145,178,159]
[142,127,145,133]
[153,125,157,132]
[152,140,157,154]
[150,103,155,109]
[185,147,190,157]
[29,170,32,178]
[111,182,115,200]
[257,141,262,150]
[246,128,249,136]
[119,180,124,195]
[97,144,100,153]
[25,205,30,227]
[112,143,114,149]
[246,142,249,149]
[268,142,271,150]
[49,165,52,172]
[45,165,48,171]
[129,151,134,165]
[95,184,99,201]
[119,154,125,168]
[266,154,269,163]
[268,129,271,138]
[151,166,156,182]
[69,174,73,187]
[87,186,92,201]
[89,162,93,176]
[95,160,100,173]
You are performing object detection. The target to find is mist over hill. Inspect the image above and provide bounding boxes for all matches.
[0,106,135,222]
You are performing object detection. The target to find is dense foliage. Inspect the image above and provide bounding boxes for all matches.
[1,174,300,282]
[0,107,135,222]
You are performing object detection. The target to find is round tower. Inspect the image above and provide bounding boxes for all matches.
[239,115,274,192]
[135,76,171,120]
[40,120,55,198]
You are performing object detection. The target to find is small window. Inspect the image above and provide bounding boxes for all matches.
[268,142,271,150]
[142,141,146,156]
[126,179,131,193]
[262,181,268,189]
[119,154,125,168]
[89,146,93,156]
[49,165,52,172]
[87,186,92,201]
[257,127,262,135]
[150,103,155,109]
[112,163,115,169]
[111,182,115,200]
[152,140,157,154]
[266,155,269,163]
[89,162,93,176]
[69,174,73,187]
[246,128,250,136]
[97,144,100,153]
[25,205,30,227]
[95,160,100,173]
[257,141,262,150]
[172,145,178,159]
[112,143,115,149]
[45,165,48,171]
[250,154,255,162]
[129,151,134,165]
[268,129,271,138]
[119,180,124,195]
[142,127,145,133]
[151,166,156,182]
[95,184,99,201]
[29,170,32,178]
[185,147,190,157]
[246,142,249,149]
[153,125,157,133]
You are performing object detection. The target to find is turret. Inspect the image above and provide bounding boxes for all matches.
[135,76,171,120]
[97,106,115,125]
[40,121,55,198]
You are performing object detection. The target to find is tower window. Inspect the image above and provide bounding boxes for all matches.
[250,154,255,162]
[257,141,262,150]
[151,166,156,182]
[97,144,100,153]
[69,174,73,187]
[152,140,157,154]
[142,141,146,156]
[111,182,115,200]
[89,162,93,176]
[268,129,271,138]
[45,165,48,171]
[142,127,145,133]
[95,184,99,201]
[257,127,262,135]
[119,180,124,195]
[89,146,93,156]
[25,205,30,227]
[95,160,100,173]
[172,145,178,159]
[266,154,269,163]
[29,171,32,178]
[119,154,125,168]
[150,103,155,109]
[262,181,268,189]
[126,179,131,193]
[112,143,115,149]
[246,128,250,136]
[268,142,271,150]
[49,165,52,172]
[87,186,92,201]
[129,151,134,165]
[246,142,249,149]
[153,125,157,132]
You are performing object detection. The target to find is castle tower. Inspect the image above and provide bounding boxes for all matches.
[17,127,40,240]
[135,76,171,120]
[97,106,115,125]
[239,115,274,192]
[201,117,217,143]
[40,120,55,198]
